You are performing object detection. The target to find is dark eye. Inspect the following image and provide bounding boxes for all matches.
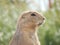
[31,13,36,16]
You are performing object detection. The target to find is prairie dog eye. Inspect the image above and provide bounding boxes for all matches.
[31,13,36,16]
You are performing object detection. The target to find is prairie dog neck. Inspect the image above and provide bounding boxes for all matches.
[16,22,38,34]
[16,25,38,35]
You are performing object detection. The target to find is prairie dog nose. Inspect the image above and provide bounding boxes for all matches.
[43,17,45,20]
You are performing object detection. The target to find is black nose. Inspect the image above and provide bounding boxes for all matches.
[43,18,45,20]
[31,13,36,16]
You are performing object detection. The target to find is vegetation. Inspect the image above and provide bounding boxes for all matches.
[0,0,60,45]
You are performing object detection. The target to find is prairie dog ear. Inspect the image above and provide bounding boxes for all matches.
[20,13,27,19]
[22,15,25,18]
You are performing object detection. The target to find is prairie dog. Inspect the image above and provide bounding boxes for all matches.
[9,11,45,45]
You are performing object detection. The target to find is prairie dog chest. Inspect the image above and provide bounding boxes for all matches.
[21,31,40,45]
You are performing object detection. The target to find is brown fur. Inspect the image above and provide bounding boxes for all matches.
[9,11,45,45]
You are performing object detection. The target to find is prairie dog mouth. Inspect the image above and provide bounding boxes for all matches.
[37,20,45,26]
[36,22,43,26]
[38,23,43,25]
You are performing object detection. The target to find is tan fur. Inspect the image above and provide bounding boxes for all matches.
[9,11,45,45]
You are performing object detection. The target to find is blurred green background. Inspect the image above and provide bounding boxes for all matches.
[0,0,60,45]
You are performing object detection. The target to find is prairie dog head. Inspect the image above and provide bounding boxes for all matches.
[17,11,45,29]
